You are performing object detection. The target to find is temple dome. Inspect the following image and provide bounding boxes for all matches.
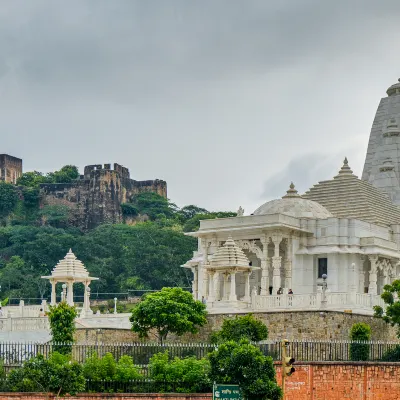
[210,237,249,268]
[253,183,333,219]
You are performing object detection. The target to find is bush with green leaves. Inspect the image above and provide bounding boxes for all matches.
[6,352,85,396]
[0,182,18,220]
[149,351,211,393]
[48,302,78,354]
[209,339,282,400]
[130,287,207,344]
[83,352,142,382]
[349,322,371,361]
[211,314,269,344]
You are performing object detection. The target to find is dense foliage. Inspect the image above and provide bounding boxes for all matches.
[209,339,282,400]
[83,352,142,382]
[349,322,371,361]
[148,351,211,393]
[48,302,78,353]
[16,165,79,187]
[7,352,85,396]
[0,182,19,221]
[130,287,208,344]
[211,314,269,344]
[374,280,400,337]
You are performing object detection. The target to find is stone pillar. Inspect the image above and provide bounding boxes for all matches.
[284,237,292,289]
[50,280,56,306]
[359,256,365,294]
[271,234,282,293]
[368,255,378,296]
[243,271,251,303]
[83,282,89,313]
[191,267,198,300]
[214,272,221,301]
[347,262,357,305]
[223,272,229,300]
[229,269,237,301]
[208,270,215,302]
[202,270,209,299]
[67,281,74,305]
[260,236,269,296]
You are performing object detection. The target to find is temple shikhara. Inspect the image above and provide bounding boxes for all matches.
[184,78,400,315]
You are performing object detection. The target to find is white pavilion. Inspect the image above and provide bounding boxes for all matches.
[183,158,400,315]
[42,249,98,317]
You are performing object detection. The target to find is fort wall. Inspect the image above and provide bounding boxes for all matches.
[0,154,23,184]
[40,163,167,230]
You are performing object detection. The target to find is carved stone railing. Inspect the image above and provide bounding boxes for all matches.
[251,292,384,315]
[0,317,49,332]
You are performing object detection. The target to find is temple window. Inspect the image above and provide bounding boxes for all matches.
[318,258,328,278]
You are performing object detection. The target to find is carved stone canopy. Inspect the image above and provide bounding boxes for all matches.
[209,237,252,271]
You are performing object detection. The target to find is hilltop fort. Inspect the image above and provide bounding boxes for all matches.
[1,156,167,230]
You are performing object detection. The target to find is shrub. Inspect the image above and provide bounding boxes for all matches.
[6,352,85,396]
[209,339,282,400]
[48,302,78,354]
[349,322,371,361]
[381,345,400,361]
[149,351,211,393]
[211,314,268,343]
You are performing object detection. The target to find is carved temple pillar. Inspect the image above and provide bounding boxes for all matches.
[243,271,251,303]
[359,255,365,293]
[271,234,282,293]
[368,255,378,296]
[229,269,237,301]
[50,279,56,305]
[191,267,198,300]
[214,272,221,301]
[223,272,229,300]
[67,281,74,305]
[260,236,270,296]
[208,270,215,302]
[284,237,292,289]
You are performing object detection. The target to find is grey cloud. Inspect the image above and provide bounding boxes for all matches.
[261,153,342,201]
[1,0,400,104]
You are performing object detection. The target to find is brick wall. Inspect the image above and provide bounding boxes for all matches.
[275,362,400,399]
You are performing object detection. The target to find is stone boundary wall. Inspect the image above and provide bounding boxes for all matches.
[75,310,398,343]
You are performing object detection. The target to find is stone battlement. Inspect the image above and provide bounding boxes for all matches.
[83,163,130,180]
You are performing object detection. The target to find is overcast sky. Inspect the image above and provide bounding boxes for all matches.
[1,1,400,214]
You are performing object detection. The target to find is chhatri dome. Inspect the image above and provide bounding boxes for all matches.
[252,182,333,219]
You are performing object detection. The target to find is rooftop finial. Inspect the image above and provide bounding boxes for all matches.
[283,182,300,198]
[335,157,354,178]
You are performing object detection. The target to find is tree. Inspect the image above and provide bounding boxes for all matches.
[0,182,18,219]
[374,279,400,337]
[183,211,237,232]
[349,322,371,361]
[6,352,85,398]
[39,205,71,228]
[177,205,209,223]
[48,302,78,354]
[130,192,178,220]
[130,287,207,344]
[211,314,269,344]
[16,171,50,187]
[209,339,282,400]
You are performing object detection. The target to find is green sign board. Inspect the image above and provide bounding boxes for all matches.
[213,384,242,400]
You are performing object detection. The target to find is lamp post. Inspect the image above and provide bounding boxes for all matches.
[114,297,117,314]
[321,274,328,309]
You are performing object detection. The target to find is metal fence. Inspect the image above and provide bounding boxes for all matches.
[1,340,400,368]
[0,379,212,393]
